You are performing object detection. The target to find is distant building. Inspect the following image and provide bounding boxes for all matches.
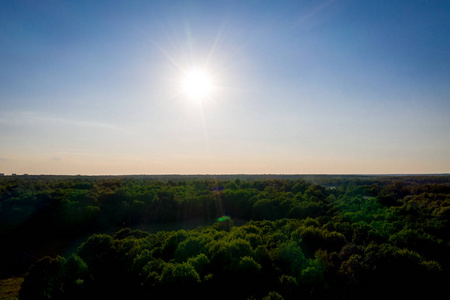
[0,173,4,176]
[11,173,17,176]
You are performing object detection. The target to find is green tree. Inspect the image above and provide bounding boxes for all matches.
[19,256,66,300]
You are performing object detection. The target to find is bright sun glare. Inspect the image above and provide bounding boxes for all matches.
[182,69,214,100]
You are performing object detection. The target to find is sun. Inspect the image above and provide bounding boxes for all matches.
[181,68,214,100]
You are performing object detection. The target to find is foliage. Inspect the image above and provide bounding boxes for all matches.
[0,175,448,299]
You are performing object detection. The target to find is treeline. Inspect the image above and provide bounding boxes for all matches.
[0,175,449,299]
[18,219,444,300]
[2,175,448,238]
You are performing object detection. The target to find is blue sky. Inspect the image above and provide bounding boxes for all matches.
[1,0,449,175]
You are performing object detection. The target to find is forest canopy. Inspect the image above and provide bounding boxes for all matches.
[0,175,449,299]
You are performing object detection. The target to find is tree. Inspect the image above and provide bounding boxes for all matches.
[19,256,65,300]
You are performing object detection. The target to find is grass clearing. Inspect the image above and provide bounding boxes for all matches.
[0,277,24,300]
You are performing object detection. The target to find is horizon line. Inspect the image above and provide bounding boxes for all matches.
[1,173,449,177]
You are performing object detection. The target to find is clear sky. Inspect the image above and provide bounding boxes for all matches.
[1,0,449,175]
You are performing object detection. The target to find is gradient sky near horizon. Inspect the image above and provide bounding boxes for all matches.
[1,0,449,175]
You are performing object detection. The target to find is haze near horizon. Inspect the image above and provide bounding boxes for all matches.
[1,0,449,175]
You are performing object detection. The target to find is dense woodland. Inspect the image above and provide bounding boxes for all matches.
[0,175,449,299]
